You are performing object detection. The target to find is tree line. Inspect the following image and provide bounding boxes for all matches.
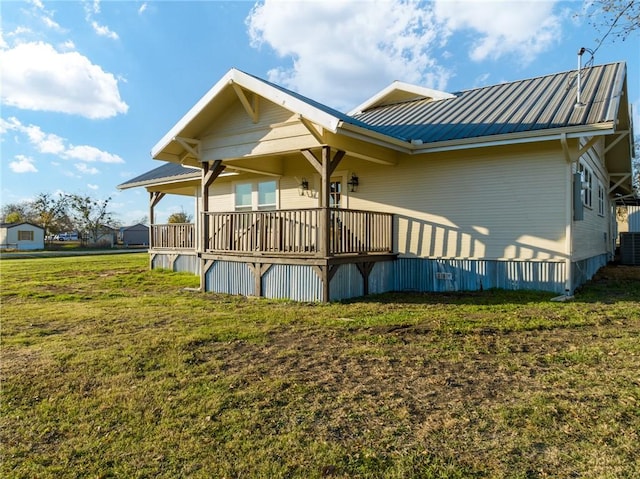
[1,193,193,243]
[1,193,124,244]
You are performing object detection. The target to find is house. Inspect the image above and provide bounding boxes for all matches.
[85,225,117,247]
[119,61,636,301]
[0,222,45,250]
[119,223,150,246]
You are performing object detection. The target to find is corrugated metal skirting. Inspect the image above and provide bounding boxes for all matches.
[151,253,199,275]
[205,261,254,296]
[369,261,396,295]
[572,254,609,285]
[151,254,171,270]
[262,264,322,302]
[394,258,566,294]
[174,254,199,275]
[330,264,364,301]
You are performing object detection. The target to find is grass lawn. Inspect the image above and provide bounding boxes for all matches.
[1,253,639,478]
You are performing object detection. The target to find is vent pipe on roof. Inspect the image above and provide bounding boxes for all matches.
[575,47,586,108]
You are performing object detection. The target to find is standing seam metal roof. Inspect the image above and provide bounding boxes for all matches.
[351,62,625,144]
[118,162,199,189]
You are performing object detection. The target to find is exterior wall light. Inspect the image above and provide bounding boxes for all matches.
[348,173,359,192]
[299,177,309,195]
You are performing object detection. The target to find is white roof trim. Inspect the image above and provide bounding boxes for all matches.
[348,81,455,115]
[151,69,342,160]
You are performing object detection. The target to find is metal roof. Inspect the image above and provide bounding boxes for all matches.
[118,162,199,190]
[351,62,626,144]
[120,62,632,192]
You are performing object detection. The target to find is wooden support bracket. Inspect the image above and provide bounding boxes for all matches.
[232,83,259,123]
[604,130,629,154]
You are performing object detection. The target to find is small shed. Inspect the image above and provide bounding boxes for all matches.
[0,222,45,250]
[119,223,149,246]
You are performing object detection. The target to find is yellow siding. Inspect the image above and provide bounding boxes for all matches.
[572,137,612,260]
[347,142,568,260]
[200,141,571,262]
[200,99,318,160]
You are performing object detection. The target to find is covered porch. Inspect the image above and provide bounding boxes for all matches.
[149,204,396,301]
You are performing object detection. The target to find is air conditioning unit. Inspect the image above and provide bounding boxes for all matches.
[620,232,640,265]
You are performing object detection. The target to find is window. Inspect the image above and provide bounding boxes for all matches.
[578,162,593,208]
[235,183,253,211]
[597,181,605,216]
[329,179,342,208]
[234,180,278,211]
[18,230,34,241]
[258,180,276,210]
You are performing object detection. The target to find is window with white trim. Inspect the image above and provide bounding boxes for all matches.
[257,180,277,210]
[18,230,34,241]
[578,161,593,208]
[597,180,605,216]
[234,180,278,211]
[234,183,253,211]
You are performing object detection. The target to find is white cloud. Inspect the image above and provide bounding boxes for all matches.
[61,40,76,50]
[0,41,128,119]
[76,163,101,175]
[246,0,452,111]
[434,0,562,63]
[87,183,100,190]
[27,0,65,33]
[91,21,119,40]
[84,0,119,40]
[1,117,125,165]
[139,3,148,15]
[65,145,124,164]
[9,155,38,173]
[24,125,66,155]
[42,16,63,32]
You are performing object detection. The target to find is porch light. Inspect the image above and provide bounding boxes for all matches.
[299,177,309,195]
[347,173,359,192]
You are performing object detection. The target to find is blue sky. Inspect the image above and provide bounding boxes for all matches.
[1,0,638,224]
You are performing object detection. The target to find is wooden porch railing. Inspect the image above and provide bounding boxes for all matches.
[151,223,195,249]
[203,208,393,256]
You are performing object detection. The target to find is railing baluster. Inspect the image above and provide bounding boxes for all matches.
[196,208,392,256]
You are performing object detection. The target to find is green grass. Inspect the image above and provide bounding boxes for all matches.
[1,254,639,478]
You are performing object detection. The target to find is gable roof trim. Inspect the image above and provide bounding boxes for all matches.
[348,81,455,115]
[151,69,349,161]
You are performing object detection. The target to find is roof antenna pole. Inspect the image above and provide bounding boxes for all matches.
[576,47,586,107]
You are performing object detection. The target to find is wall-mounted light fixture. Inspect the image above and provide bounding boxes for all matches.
[347,173,359,192]
[299,177,309,195]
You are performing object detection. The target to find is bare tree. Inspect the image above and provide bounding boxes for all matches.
[67,194,117,245]
[30,193,68,240]
[581,0,639,45]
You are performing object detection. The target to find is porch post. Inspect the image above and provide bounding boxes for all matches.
[149,191,165,250]
[201,160,226,252]
[200,160,225,292]
[320,146,331,257]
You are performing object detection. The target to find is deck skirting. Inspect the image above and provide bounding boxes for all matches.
[149,253,610,300]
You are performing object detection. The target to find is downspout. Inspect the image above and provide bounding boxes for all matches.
[560,133,575,297]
